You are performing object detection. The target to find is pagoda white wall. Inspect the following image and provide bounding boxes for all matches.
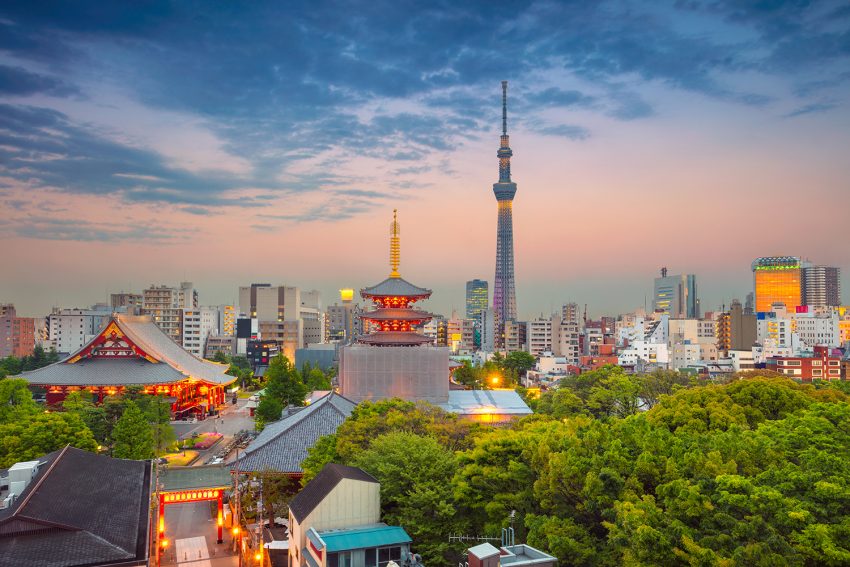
[339,345,449,403]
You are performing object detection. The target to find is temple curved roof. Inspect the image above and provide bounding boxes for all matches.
[361,308,433,321]
[18,314,234,387]
[361,277,431,298]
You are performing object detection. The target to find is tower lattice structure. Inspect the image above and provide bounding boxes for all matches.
[492,80,518,328]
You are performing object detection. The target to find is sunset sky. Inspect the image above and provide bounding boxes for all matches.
[1,1,849,318]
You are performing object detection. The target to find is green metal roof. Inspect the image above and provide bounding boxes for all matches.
[318,525,411,553]
[160,464,231,491]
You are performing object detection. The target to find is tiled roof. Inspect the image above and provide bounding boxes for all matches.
[18,358,185,385]
[0,446,151,567]
[361,277,431,298]
[18,314,235,387]
[233,393,356,474]
[289,464,378,523]
[118,315,234,385]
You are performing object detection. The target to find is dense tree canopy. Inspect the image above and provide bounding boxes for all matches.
[303,375,850,566]
[0,379,98,467]
[111,401,155,460]
[256,354,308,430]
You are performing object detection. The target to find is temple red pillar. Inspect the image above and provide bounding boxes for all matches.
[217,491,224,543]
[158,493,166,564]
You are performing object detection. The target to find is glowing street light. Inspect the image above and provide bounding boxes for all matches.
[490,374,501,386]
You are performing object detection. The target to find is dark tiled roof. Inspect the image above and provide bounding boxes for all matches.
[18,357,185,385]
[0,446,151,567]
[361,277,431,298]
[233,393,356,474]
[289,464,378,523]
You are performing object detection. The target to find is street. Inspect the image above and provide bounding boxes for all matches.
[170,397,256,465]
[160,502,238,567]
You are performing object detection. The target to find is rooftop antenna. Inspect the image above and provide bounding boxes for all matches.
[661,266,668,278]
[501,80,508,136]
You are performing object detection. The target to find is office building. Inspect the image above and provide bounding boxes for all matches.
[479,307,497,352]
[653,268,697,318]
[803,265,841,308]
[238,283,323,359]
[466,279,489,320]
[492,81,519,327]
[717,300,757,352]
[752,257,806,313]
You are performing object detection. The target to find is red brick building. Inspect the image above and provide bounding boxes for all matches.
[766,346,843,381]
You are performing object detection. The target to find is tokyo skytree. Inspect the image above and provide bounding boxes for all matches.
[492,80,518,326]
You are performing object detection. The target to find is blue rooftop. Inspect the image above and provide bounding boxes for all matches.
[318,524,412,553]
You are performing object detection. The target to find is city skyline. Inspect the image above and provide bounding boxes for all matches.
[1,2,849,317]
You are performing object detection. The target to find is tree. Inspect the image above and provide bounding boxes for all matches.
[302,362,332,391]
[111,401,155,459]
[503,351,536,377]
[0,378,38,422]
[0,412,98,467]
[256,355,307,430]
[352,432,466,565]
[211,350,230,364]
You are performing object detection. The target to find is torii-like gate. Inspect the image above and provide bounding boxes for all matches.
[156,464,232,565]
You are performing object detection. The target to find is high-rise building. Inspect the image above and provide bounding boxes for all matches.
[752,257,805,313]
[526,318,553,356]
[492,81,518,328]
[142,282,197,343]
[465,279,488,320]
[717,300,757,352]
[110,292,143,314]
[237,283,323,359]
[0,304,36,358]
[653,268,697,318]
[803,265,841,308]
[561,303,581,326]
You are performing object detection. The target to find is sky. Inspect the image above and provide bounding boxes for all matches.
[1,0,849,319]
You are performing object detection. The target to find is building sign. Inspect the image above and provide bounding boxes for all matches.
[161,489,223,504]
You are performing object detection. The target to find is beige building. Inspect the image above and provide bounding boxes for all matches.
[288,464,416,567]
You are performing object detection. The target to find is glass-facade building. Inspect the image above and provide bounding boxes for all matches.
[465,279,489,320]
[752,257,805,313]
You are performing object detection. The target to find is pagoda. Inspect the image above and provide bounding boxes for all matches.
[358,210,434,346]
[339,210,450,403]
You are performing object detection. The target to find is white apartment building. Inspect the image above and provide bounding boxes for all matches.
[729,349,756,372]
[552,317,580,365]
[526,318,553,356]
[795,311,840,348]
[617,340,669,367]
[46,306,112,355]
[182,306,222,358]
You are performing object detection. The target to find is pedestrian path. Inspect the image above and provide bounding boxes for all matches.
[175,536,211,566]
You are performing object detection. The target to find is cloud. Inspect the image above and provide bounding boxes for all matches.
[12,216,188,243]
[783,101,838,118]
[0,64,80,97]
[536,124,591,140]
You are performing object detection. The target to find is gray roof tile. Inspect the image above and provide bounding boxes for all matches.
[234,393,355,474]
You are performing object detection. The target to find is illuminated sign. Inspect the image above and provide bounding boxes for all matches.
[162,489,222,504]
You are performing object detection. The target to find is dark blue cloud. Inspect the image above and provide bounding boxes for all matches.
[0,64,80,97]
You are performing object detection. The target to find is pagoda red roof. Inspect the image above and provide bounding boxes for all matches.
[361,277,431,299]
[361,308,433,322]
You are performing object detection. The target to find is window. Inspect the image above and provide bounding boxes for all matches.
[812,369,822,376]
[378,546,401,567]
[365,549,376,566]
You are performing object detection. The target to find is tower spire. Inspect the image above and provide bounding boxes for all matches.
[389,209,400,278]
[502,80,508,136]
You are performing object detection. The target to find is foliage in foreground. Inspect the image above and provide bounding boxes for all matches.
[303,373,850,566]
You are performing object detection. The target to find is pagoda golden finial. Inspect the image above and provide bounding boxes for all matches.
[389,208,400,278]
